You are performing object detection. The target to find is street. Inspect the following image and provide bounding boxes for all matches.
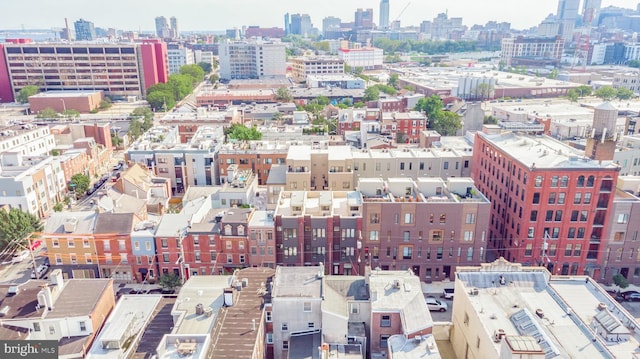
[0,250,48,285]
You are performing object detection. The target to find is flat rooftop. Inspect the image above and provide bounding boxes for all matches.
[47,279,112,319]
[171,275,231,334]
[456,259,640,358]
[478,132,618,170]
[30,90,102,98]
[87,295,162,359]
[273,266,323,298]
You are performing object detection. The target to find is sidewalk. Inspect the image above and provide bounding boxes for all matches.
[421,279,455,296]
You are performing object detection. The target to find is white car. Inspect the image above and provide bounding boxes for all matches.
[11,250,30,264]
[31,264,49,279]
[426,297,448,312]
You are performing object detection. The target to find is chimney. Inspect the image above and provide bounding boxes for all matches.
[37,286,54,310]
[50,269,65,289]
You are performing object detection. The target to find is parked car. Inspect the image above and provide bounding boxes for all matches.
[426,297,448,312]
[442,288,454,300]
[622,291,640,301]
[31,264,49,279]
[11,250,30,264]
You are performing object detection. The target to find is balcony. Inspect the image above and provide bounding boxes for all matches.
[288,166,309,173]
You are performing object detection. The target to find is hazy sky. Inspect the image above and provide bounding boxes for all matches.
[1,0,639,32]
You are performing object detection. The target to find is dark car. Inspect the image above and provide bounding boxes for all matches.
[622,291,640,301]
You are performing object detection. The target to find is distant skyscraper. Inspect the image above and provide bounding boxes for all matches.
[557,0,580,21]
[355,8,374,29]
[582,0,602,23]
[323,16,342,39]
[74,19,96,41]
[379,0,390,30]
[289,13,312,36]
[170,16,179,39]
[284,13,290,35]
[155,16,171,38]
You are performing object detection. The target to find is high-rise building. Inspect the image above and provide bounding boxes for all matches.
[322,16,342,39]
[582,0,602,23]
[167,43,194,74]
[74,18,96,41]
[355,8,374,29]
[557,0,580,41]
[155,16,171,38]
[284,13,290,35]
[170,16,179,39]
[218,40,286,80]
[379,0,390,30]
[289,13,312,36]
[0,41,169,99]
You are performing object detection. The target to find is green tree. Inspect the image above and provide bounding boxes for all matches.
[0,208,43,250]
[567,89,579,103]
[146,91,175,111]
[629,60,640,68]
[197,61,212,74]
[575,85,592,97]
[226,124,263,141]
[616,87,635,100]
[168,74,195,100]
[275,87,293,102]
[415,95,444,119]
[53,203,64,212]
[111,133,123,147]
[147,82,173,95]
[131,107,154,121]
[613,274,629,289]
[353,101,365,108]
[62,109,80,118]
[16,85,39,104]
[547,68,559,79]
[179,64,205,85]
[71,174,91,195]
[158,273,182,290]
[430,111,462,136]
[36,107,60,119]
[388,73,400,89]
[483,115,498,124]
[363,86,380,102]
[594,86,617,101]
[316,96,330,106]
[475,83,495,100]
[98,98,112,110]
[373,84,397,96]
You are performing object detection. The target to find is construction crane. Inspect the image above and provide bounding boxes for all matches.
[392,2,411,28]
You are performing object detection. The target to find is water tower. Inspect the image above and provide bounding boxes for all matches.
[585,102,618,161]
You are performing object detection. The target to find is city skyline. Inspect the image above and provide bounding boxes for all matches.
[1,0,638,33]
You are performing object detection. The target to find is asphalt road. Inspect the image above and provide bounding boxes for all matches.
[0,250,48,285]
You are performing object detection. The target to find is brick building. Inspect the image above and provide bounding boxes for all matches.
[472,130,620,278]
[359,177,490,281]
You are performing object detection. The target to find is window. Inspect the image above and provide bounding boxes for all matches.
[548,193,556,204]
[282,340,289,350]
[381,335,390,348]
[266,311,272,322]
[527,227,535,239]
[308,322,315,328]
[465,213,476,224]
[614,232,625,241]
[555,210,563,222]
[530,210,538,221]
[83,239,90,248]
[550,176,558,187]
[580,211,588,222]
[49,325,55,335]
[577,175,585,187]
[33,323,40,332]
[545,210,553,221]
[431,230,443,242]
[535,176,543,187]
[558,193,566,204]
[369,230,379,241]
[565,244,572,256]
[618,214,629,224]
[587,175,595,187]
[381,315,391,327]
[404,213,413,224]
[568,228,576,238]
[79,321,86,332]
[574,193,582,204]
[464,231,474,241]
[52,239,59,248]
[266,333,273,344]
[533,193,540,204]
[560,176,568,187]
[439,214,446,224]
[584,192,592,204]
[281,323,288,331]
[525,244,533,256]
[303,302,312,312]
[350,303,359,314]
[573,244,582,257]
[68,239,75,248]
[571,210,579,222]
[437,247,443,260]
[577,227,585,238]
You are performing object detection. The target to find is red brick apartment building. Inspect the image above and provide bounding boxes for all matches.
[472,130,619,278]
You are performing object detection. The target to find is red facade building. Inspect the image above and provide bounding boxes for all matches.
[472,131,620,278]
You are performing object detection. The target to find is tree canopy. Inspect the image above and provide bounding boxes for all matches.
[197,62,212,74]
[159,273,182,290]
[0,208,43,251]
[179,64,205,86]
[36,107,60,119]
[16,85,39,104]
[430,111,462,136]
[372,38,477,54]
[70,173,91,195]
[594,86,617,101]
[128,107,155,140]
[275,87,293,102]
[414,95,444,119]
[363,86,380,102]
[225,124,263,141]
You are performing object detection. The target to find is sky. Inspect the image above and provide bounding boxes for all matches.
[0,0,639,32]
